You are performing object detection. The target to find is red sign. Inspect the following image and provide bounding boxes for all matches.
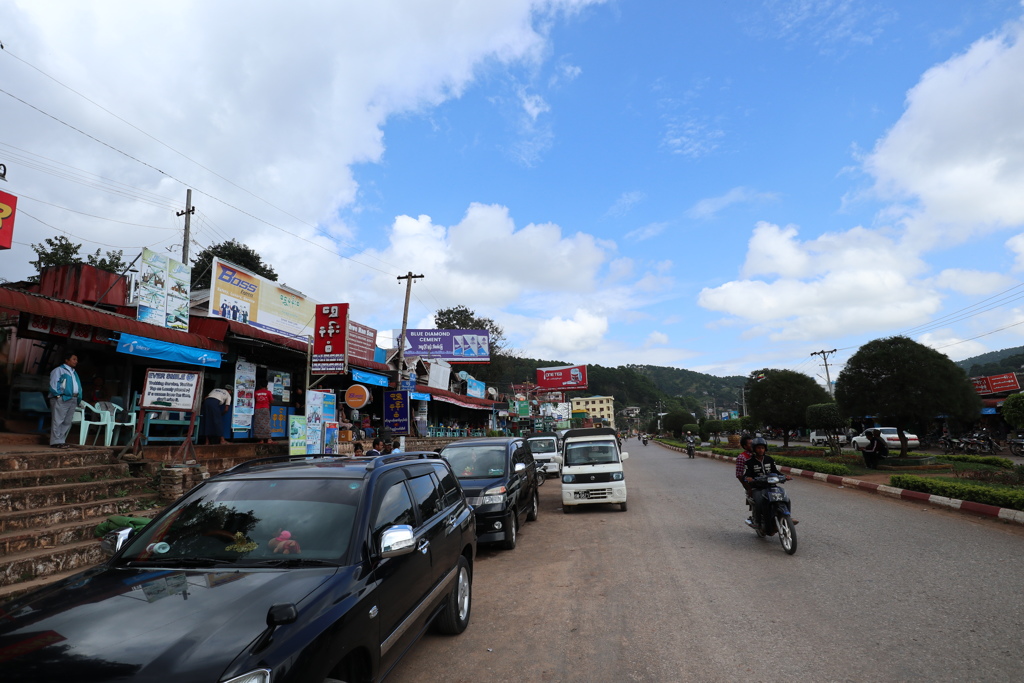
[536,364,588,391]
[347,320,378,364]
[312,303,349,374]
[988,373,1020,393]
[972,377,993,395]
[0,190,17,250]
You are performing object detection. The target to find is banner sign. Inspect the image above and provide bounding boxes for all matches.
[971,377,992,395]
[140,369,200,411]
[313,303,349,374]
[288,415,307,455]
[351,369,389,387]
[466,378,486,398]
[347,320,378,364]
[988,373,1020,393]
[117,333,222,367]
[137,247,191,331]
[536,364,588,391]
[232,360,256,430]
[0,189,18,250]
[209,257,318,339]
[385,391,410,434]
[404,329,490,363]
[410,391,431,401]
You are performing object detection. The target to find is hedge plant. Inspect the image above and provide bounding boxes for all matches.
[937,454,1014,469]
[890,474,1024,511]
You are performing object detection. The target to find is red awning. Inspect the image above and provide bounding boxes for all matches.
[189,316,308,353]
[0,287,226,351]
[417,384,496,410]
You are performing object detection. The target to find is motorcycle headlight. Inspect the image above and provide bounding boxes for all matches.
[562,474,575,483]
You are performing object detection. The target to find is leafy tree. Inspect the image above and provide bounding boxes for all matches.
[745,368,831,448]
[806,402,848,456]
[662,410,695,437]
[704,419,725,445]
[834,336,981,456]
[1001,393,1024,433]
[28,236,127,282]
[191,239,278,289]
[86,248,128,274]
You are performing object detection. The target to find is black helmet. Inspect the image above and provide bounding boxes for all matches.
[752,437,768,451]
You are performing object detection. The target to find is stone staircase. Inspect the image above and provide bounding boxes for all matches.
[0,443,161,601]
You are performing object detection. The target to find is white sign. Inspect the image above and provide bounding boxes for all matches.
[141,370,200,411]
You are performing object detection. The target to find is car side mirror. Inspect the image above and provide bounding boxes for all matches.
[267,602,298,626]
[621,452,629,460]
[101,527,135,556]
[514,462,526,473]
[380,525,416,558]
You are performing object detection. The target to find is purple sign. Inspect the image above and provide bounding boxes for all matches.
[385,391,410,435]
[404,329,490,363]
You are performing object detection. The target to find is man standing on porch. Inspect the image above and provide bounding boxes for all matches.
[48,351,83,449]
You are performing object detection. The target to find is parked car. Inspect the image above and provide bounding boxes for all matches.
[809,430,848,446]
[526,431,563,477]
[561,427,629,512]
[440,437,539,549]
[0,452,476,683]
[851,427,920,451]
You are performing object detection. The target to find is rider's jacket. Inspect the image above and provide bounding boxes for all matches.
[742,454,780,480]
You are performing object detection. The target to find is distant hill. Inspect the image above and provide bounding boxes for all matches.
[955,345,1024,377]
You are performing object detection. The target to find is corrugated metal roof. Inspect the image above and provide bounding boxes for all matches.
[0,286,226,351]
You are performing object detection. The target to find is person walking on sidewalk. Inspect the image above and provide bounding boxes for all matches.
[48,352,83,449]
[254,382,274,443]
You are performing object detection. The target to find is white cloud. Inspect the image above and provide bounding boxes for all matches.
[916,330,988,361]
[931,269,1016,296]
[645,331,669,346]
[624,222,668,242]
[687,187,779,220]
[1007,233,1024,271]
[662,116,724,158]
[531,309,609,353]
[865,16,1024,249]
[606,191,646,217]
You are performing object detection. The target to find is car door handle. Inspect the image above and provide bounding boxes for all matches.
[417,539,429,554]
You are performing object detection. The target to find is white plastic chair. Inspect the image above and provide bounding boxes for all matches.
[106,401,137,445]
[73,401,116,446]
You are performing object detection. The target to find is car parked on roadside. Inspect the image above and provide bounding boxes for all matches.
[851,427,919,451]
[0,452,476,683]
[809,430,848,447]
[440,437,539,549]
[526,431,563,477]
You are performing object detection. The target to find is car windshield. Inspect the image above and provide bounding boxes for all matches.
[529,438,557,453]
[118,477,363,565]
[441,445,506,478]
[564,441,619,466]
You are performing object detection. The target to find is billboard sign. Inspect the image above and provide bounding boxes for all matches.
[312,303,349,374]
[209,257,318,339]
[404,329,490,363]
[385,391,410,434]
[988,373,1020,393]
[971,377,992,395]
[137,248,192,331]
[347,320,378,365]
[536,364,588,391]
[0,189,18,250]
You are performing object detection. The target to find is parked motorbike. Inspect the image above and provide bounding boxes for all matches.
[535,465,546,487]
[745,474,797,555]
[970,431,1001,455]
[1009,435,1024,457]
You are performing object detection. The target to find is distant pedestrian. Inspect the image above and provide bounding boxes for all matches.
[48,352,83,449]
[863,429,888,469]
[254,381,274,443]
[200,387,232,445]
[366,438,384,458]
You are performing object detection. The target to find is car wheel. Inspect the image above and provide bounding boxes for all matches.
[563,504,572,514]
[501,514,518,550]
[434,555,472,635]
[526,489,539,522]
[620,501,628,512]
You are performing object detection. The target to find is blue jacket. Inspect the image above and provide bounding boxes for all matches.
[49,364,83,402]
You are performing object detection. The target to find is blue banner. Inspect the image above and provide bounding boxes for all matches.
[466,378,485,398]
[117,333,222,367]
[351,368,390,387]
[385,391,410,435]
[410,392,431,401]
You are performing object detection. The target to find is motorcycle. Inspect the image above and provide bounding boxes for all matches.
[642,436,648,447]
[535,464,546,488]
[686,441,695,458]
[745,473,797,555]
[1009,435,1024,457]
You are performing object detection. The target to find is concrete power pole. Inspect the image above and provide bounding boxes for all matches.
[811,349,838,396]
[176,189,195,262]
[395,272,424,383]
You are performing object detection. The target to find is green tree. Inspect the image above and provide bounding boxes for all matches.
[834,336,981,456]
[806,402,848,456]
[662,410,696,437]
[1001,393,1024,432]
[191,239,278,289]
[746,368,831,448]
[704,419,725,445]
[28,236,127,282]
[86,248,128,274]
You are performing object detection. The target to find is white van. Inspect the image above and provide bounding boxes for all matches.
[560,427,628,513]
[526,432,563,477]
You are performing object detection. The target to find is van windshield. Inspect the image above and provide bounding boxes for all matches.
[529,438,557,453]
[564,441,618,466]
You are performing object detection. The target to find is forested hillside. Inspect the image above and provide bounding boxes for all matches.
[956,345,1024,376]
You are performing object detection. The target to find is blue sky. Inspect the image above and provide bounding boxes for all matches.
[2,1,1024,386]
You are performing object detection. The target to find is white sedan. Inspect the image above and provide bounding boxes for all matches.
[851,427,919,451]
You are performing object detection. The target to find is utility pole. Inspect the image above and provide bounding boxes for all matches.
[176,189,195,262]
[395,272,424,384]
[811,349,838,396]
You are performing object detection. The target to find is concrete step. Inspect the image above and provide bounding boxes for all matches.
[0,508,159,558]
[0,463,130,488]
[0,566,85,603]
[0,492,162,535]
[0,447,119,471]
[1,476,152,510]
[1,538,107,587]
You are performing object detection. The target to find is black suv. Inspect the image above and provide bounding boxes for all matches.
[0,453,476,683]
[440,437,538,549]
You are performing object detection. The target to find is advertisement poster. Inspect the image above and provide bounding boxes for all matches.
[466,377,486,398]
[137,248,191,331]
[536,364,589,391]
[140,370,200,411]
[313,303,349,374]
[403,329,490,363]
[209,257,318,339]
[347,320,378,365]
[289,415,307,455]
[0,189,18,250]
[232,361,256,430]
[306,389,327,454]
[322,392,337,422]
[322,421,339,454]
[269,370,291,401]
[385,391,410,435]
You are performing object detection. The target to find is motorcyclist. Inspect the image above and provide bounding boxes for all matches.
[736,435,754,523]
[742,437,784,528]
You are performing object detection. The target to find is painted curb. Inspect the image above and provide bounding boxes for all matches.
[657,441,1024,526]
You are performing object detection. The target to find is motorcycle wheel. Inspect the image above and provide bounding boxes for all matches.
[1011,443,1024,457]
[966,442,980,454]
[777,514,797,555]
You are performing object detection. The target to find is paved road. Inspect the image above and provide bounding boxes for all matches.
[389,440,1024,682]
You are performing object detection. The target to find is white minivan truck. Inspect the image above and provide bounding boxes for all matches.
[560,427,628,513]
